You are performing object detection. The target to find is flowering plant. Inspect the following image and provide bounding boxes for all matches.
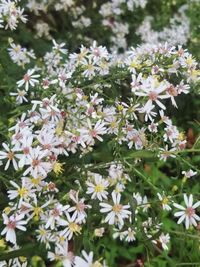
[0,0,200,266]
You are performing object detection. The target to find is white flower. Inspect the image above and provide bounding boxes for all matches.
[134,76,169,111]
[62,213,82,240]
[182,169,197,178]
[23,147,52,178]
[1,213,27,244]
[86,173,109,201]
[17,69,40,91]
[8,179,35,208]
[123,227,136,242]
[10,89,28,104]
[0,143,18,170]
[157,192,172,211]
[68,191,90,223]
[52,39,67,54]
[159,233,170,250]
[45,203,70,230]
[74,251,104,267]
[79,119,107,145]
[99,191,131,226]
[174,194,200,229]
[47,242,74,267]
[16,135,33,168]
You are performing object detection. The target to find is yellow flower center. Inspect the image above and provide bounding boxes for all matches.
[162,197,169,205]
[18,187,28,197]
[31,177,41,186]
[94,184,104,193]
[68,222,81,234]
[110,121,116,128]
[53,162,64,175]
[112,204,122,213]
[7,151,14,160]
[39,229,46,236]
[91,261,103,267]
[33,207,43,216]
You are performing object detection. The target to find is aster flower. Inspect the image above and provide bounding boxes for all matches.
[100,191,131,226]
[174,194,200,229]
[0,142,18,170]
[86,173,109,201]
[1,213,27,244]
[17,69,40,91]
[182,169,197,178]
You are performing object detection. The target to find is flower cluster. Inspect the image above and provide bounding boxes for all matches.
[0,0,200,266]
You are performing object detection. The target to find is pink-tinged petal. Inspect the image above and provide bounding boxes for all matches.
[174,211,185,217]
[184,194,189,207]
[2,143,9,152]
[192,201,200,209]
[1,226,7,235]
[188,194,193,207]
[116,193,121,204]
[2,214,9,224]
[5,160,10,170]
[156,100,166,110]
[177,214,185,224]
[190,217,197,227]
[6,229,16,244]
[16,225,26,231]
[112,191,117,204]
[185,216,190,229]
[100,207,112,213]
[193,214,200,221]
[173,203,185,210]
[99,203,112,209]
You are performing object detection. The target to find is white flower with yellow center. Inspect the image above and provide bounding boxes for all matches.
[86,174,109,201]
[99,191,131,226]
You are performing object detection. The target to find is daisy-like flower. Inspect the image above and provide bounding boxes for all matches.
[68,191,90,223]
[47,242,74,267]
[157,192,172,211]
[99,191,131,226]
[23,147,52,178]
[0,143,18,170]
[16,135,33,168]
[134,76,169,111]
[62,213,82,240]
[86,173,109,201]
[182,169,197,178]
[123,227,136,242]
[74,250,104,267]
[17,69,40,91]
[79,119,107,145]
[174,194,200,229]
[159,233,170,250]
[159,145,176,162]
[10,89,28,104]
[45,203,70,230]
[52,39,67,54]
[1,213,27,244]
[8,179,35,208]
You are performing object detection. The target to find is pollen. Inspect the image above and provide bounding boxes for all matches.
[7,151,14,160]
[112,204,122,213]
[18,187,28,197]
[68,222,81,234]
[31,177,41,186]
[178,132,185,141]
[53,161,64,175]
[91,261,103,267]
[162,197,169,205]
[33,207,42,217]
[94,184,104,193]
